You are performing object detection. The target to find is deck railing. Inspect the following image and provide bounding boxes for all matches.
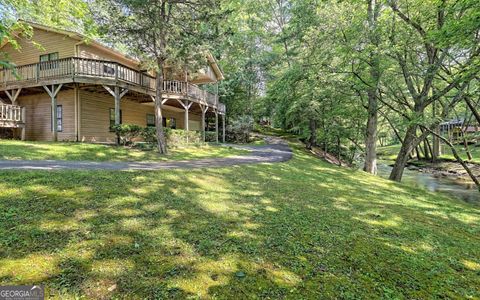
[0,57,225,113]
[161,80,220,108]
[0,104,25,123]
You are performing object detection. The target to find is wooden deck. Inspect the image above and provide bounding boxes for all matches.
[0,104,24,124]
[0,104,26,139]
[0,57,225,114]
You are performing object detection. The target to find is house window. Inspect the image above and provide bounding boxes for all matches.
[51,105,62,132]
[147,116,176,129]
[168,117,176,129]
[39,52,59,70]
[57,105,63,132]
[146,114,155,127]
[109,108,122,132]
[160,117,177,129]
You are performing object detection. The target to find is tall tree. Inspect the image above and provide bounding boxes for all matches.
[94,0,221,153]
[386,0,480,181]
[363,0,382,174]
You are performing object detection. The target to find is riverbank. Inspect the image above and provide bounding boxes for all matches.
[379,144,480,181]
[407,159,480,181]
[374,145,480,204]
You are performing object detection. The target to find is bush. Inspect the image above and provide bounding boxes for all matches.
[166,129,202,146]
[227,115,254,143]
[141,127,203,147]
[205,131,218,143]
[113,124,143,146]
[141,126,158,145]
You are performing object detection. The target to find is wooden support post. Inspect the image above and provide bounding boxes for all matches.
[176,99,193,143]
[184,101,189,132]
[104,85,128,145]
[222,114,226,143]
[43,84,63,142]
[201,104,208,143]
[114,86,121,127]
[74,85,78,142]
[21,107,26,141]
[150,96,168,105]
[215,83,219,107]
[215,110,219,143]
[5,88,22,105]
[52,88,58,141]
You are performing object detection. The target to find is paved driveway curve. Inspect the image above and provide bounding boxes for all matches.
[0,143,292,171]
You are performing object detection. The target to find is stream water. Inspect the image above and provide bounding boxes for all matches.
[377,163,480,205]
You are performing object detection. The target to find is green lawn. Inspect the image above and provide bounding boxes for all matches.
[440,144,480,164]
[379,142,480,164]
[0,140,247,162]
[0,139,479,298]
[377,144,402,161]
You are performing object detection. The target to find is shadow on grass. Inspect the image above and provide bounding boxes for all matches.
[0,140,246,162]
[0,143,479,298]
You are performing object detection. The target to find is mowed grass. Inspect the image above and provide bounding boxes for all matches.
[440,144,480,164]
[379,142,480,164]
[0,141,479,298]
[0,140,247,162]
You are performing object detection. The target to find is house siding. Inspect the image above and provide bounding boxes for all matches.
[77,44,139,70]
[1,28,77,66]
[79,90,201,143]
[1,24,208,143]
[0,26,139,70]
[10,89,202,143]
[16,90,76,141]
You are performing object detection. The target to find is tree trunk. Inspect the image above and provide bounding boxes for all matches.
[389,125,417,181]
[336,135,342,166]
[465,96,480,125]
[432,99,440,160]
[463,118,474,161]
[425,137,433,162]
[306,118,317,150]
[416,145,422,160]
[155,59,167,154]
[420,133,431,161]
[364,94,378,174]
[463,136,473,161]
[363,0,381,175]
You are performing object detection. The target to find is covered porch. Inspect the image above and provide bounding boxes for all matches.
[0,57,226,143]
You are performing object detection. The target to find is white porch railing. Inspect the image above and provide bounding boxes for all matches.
[0,104,25,123]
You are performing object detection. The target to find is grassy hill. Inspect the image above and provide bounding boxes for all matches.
[0,137,479,298]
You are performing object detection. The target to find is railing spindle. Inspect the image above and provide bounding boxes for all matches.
[1,57,224,112]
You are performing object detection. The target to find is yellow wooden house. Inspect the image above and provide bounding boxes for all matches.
[0,21,226,143]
